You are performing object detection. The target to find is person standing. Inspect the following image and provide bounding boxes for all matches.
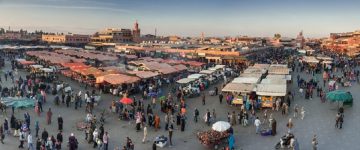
[339,113,344,129]
[18,130,25,148]
[103,132,109,150]
[206,109,211,126]
[180,115,186,132]
[3,119,9,135]
[57,115,63,131]
[286,118,294,133]
[35,121,39,138]
[41,128,49,143]
[219,93,223,104]
[202,94,206,105]
[194,108,199,123]
[168,124,174,146]
[46,108,52,125]
[271,118,277,136]
[56,131,63,150]
[254,117,261,134]
[312,134,318,150]
[68,133,78,150]
[335,113,340,128]
[27,133,34,150]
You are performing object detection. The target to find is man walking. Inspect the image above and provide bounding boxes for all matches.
[103,132,109,150]
[27,133,34,150]
[219,93,223,104]
[57,115,63,131]
[19,130,25,148]
[312,134,318,150]
[46,108,52,125]
[194,108,199,123]
[254,117,261,134]
[168,124,173,146]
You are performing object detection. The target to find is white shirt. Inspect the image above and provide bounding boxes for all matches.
[254,119,261,127]
[27,134,33,143]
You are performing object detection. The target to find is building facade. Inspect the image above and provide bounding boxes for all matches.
[322,30,360,54]
[42,34,90,44]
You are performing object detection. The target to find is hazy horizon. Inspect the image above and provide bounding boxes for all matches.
[1,0,360,38]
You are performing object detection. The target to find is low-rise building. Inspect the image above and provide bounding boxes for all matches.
[42,34,90,45]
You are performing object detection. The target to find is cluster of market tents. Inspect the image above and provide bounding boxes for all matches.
[222,64,290,107]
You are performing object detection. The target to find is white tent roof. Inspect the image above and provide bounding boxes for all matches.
[222,83,255,93]
[261,78,287,84]
[316,56,333,61]
[40,68,54,73]
[266,74,291,81]
[256,84,287,96]
[176,78,196,84]
[268,64,290,75]
[243,67,267,74]
[199,70,216,74]
[187,74,205,79]
[232,77,260,84]
[30,65,44,69]
[303,56,319,63]
[253,64,270,70]
[240,73,262,78]
[209,65,225,71]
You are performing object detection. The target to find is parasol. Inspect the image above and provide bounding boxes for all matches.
[326,90,353,102]
[212,121,231,132]
[120,97,133,105]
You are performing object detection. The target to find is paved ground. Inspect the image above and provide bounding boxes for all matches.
[1,59,360,150]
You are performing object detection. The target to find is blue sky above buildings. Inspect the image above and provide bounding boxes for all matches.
[0,0,359,37]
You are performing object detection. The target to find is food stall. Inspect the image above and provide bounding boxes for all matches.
[176,78,199,98]
[96,74,140,95]
[197,121,231,149]
[222,83,256,105]
[256,84,287,108]
[199,69,221,84]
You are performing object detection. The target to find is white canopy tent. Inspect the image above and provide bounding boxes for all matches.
[222,83,255,93]
[30,65,44,69]
[176,78,196,84]
[266,74,292,81]
[187,74,205,79]
[40,68,54,73]
[199,70,216,75]
[261,78,287,84]
[256,84,287,96]
[232,77,261,84]
[209,65,225,71]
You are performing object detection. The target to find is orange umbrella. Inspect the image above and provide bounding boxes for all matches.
[120,97,133,105]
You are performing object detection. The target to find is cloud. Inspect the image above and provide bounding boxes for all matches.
[0,4,131,13]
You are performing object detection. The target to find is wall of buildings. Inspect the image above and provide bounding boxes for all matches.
[42,34,90,44]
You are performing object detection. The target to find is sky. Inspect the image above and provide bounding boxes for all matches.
[0,0,360,38]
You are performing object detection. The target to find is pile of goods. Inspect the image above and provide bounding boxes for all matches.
[197,130,229,145]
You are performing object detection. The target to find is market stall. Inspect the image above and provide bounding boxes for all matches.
[197,121,231,149]
[96,74,140,95]
[268,64,290,75]
[256,84,287,108]
[222,83,256,105]
[232,77,261,84]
